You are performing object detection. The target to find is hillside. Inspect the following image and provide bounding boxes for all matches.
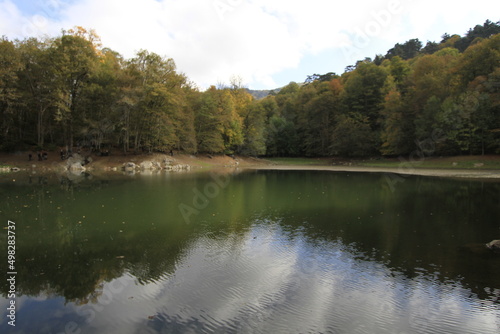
[245,87,282,100]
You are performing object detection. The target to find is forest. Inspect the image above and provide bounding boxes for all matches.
[0,20,499,157]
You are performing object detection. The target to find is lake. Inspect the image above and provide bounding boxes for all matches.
[1,169,499,333]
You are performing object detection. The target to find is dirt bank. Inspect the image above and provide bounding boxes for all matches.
[0,151,266,173]
[1,151,500,179]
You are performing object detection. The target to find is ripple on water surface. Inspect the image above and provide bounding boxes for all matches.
[100,221,499,334]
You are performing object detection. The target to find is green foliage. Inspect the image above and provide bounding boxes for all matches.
[385,38,423,60]
[343,62,388,125]
[195,87,225,153]
[388,56,410,91]
[457,34,500,87]
[331,113,376,157]
[265,115,300,156]
[297,81,339,156]
[240,101,266,156]
[194,86,249,154]
[380,89,408,155]
[455,20,500,52]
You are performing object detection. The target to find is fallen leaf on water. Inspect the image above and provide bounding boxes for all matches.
[116,256,125,259]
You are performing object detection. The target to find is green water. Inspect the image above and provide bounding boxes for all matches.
[0,170,499,333]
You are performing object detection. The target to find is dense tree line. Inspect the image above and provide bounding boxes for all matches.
[1,21,499,157]
[260,20,500,157]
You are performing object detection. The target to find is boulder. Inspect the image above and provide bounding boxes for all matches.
[163,157,176,166]
[169,164,191,171]
[486,240,500,252]
[69,162,85,171]
[67,153,84,166]
[140,161,154,170]
[122,162,137,172]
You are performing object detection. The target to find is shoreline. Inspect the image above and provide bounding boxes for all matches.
[248,165,500,179]
[1,152,500,180]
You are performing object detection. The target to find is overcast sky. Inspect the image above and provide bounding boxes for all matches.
[0,0,498,89]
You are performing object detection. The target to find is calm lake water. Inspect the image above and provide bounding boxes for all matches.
[1,169,499,333]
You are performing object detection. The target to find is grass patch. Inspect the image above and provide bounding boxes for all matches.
[265,157,329,165]
[359,158,500,170]
[266,156,500,169]
[191,160,215,168]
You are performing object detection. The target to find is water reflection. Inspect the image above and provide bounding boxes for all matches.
[1,170,500,333]
[4,220,498,334]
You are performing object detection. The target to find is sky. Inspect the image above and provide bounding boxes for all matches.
[0,0,498,90]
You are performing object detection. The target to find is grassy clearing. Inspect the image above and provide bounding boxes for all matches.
[190,160,215,168]
[359,157,500,170]
[264,155,500,170]
[265,157,330,166]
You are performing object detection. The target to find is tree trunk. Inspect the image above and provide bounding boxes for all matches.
[124,108,130,152]
[37,106,45,148]
[134,132,140,152]
[68,118,74,151]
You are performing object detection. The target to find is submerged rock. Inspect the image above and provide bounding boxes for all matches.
[165,164,191,171]
[460,242,500,257]
[122,162,136,172]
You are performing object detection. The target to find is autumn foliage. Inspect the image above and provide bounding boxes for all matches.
[1,22,499,157]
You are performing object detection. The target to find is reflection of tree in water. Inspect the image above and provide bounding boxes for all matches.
[57,172,112,192]
[246,171,500,303]
[0,173,185,304]
[0,217,190,303]
[1,171,499,305]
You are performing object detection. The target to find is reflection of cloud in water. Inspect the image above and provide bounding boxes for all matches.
[68,221,500,334]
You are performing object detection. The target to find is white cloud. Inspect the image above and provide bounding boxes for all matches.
[0,0,34,39]
[1,0,498,89]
